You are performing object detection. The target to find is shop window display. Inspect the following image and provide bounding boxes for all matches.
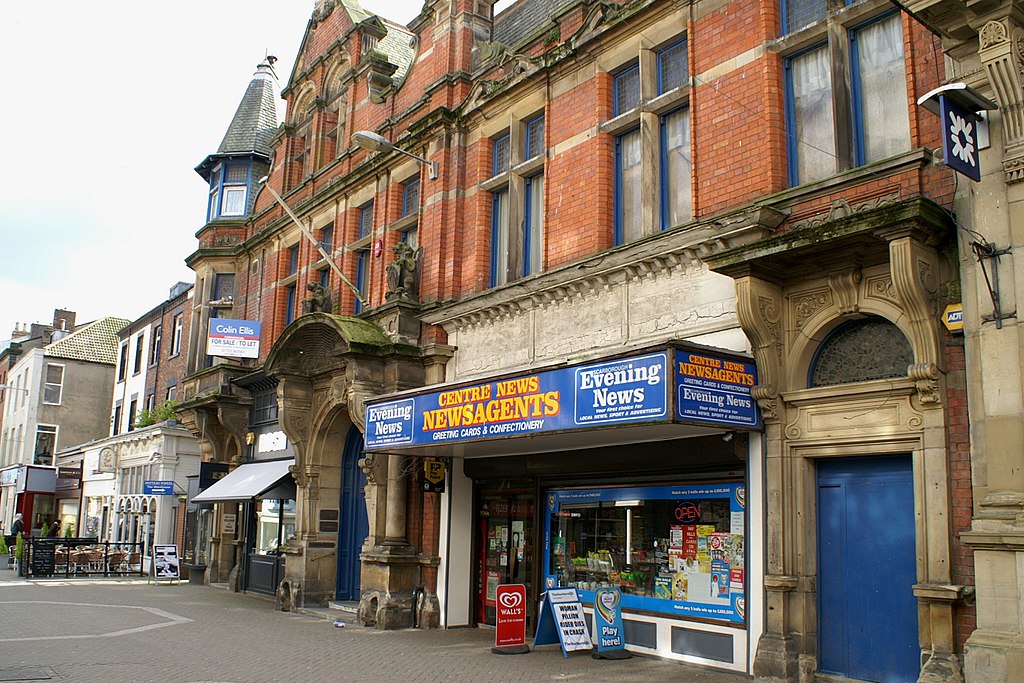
[544,483,745,623]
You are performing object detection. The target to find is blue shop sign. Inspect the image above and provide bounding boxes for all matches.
[675,350,760,429]
[364,346,760,450]
[144,480,176,495]
[365,351,670,449]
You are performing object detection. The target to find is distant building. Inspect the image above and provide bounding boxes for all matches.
[0,315,128,534]
[56,282,199,565]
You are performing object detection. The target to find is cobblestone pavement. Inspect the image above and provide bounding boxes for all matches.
[0,570,751,683]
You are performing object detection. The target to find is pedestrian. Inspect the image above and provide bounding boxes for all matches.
[7,513,24,547]
[49,520,60,538]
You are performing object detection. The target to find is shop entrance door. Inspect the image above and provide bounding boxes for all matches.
[817,456,919,683]
[336,428,368,601]
[476,489,534,630]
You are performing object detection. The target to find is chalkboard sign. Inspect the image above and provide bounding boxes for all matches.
[31,540,57,577]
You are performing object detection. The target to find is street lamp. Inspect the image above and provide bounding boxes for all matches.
[351,131,438,180]
[0,384,28,394]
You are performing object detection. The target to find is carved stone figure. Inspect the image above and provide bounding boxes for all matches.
[302,281,333,314]
[385,242,422,302]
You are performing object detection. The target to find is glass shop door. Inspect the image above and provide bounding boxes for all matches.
[476,488,535,631]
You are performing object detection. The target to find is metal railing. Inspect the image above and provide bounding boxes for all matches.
[19,538,147,578]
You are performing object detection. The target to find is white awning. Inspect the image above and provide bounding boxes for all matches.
[192,459,294,503]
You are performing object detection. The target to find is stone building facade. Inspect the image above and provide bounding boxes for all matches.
[177,0,983,678]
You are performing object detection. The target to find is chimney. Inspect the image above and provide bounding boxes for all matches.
[11,323,29,340]
[52,309,76,332]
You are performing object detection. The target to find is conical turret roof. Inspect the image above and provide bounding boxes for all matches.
[217,59,280,156]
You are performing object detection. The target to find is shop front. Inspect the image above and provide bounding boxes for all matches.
[365,342,763,672]
[192,458,296,595]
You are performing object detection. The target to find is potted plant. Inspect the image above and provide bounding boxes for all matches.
[14,533,23,575]
[0,533,9,568]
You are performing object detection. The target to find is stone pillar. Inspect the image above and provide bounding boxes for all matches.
[383,454,408,546]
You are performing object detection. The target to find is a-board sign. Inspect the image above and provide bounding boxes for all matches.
[153,544,180,580]
[31,540,56,577]
[592,588,630,659]
[534,587,592,657]
[494,584,528,652]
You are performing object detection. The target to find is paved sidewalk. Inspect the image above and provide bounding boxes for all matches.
[0,568,751,683]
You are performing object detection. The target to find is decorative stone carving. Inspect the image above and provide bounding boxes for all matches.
[302,282,333,314]
[385,242,422,302]
[735,277,784,422]
[887,236,943,370]
[789,193,901,233]
[792,288,831,331]
[908,362,942,405]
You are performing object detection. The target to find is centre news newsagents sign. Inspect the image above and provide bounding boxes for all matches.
[365,347,759,450]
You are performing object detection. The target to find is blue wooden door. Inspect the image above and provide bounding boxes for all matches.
[336,427,369,601]
[817,456,919,683]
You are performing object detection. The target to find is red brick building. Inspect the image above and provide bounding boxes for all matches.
[179,0,972,679]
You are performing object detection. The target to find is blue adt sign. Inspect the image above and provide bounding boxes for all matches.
[144,480,175,495]
[941,95,981,181]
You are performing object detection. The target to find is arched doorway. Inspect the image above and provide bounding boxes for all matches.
[336,426,369,601]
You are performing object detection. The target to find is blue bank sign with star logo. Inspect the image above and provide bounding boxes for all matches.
[941,95,980,181]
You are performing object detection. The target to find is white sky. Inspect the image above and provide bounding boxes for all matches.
[0,0,434,341]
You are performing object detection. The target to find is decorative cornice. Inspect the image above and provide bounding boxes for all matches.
[422,205,784,331]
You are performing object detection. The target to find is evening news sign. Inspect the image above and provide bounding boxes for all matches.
[207,318,261,359]
[364,348,759,450]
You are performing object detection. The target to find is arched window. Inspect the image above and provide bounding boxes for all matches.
[809,317,913,387]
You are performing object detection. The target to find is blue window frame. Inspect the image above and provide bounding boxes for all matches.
[354,249,368,314]
[659,108,692,229]
[285,283,297,325]
[489,188,510,287]
[359,202,374,239]
[493,134,511,176]
[849,12,909,167]
[402,178,420,217]
[319,267,330,290]
[523,174,543,277]
[614,65,640,116]
[319,225,334,255]
[614,128,642,245]
[781,0,826,34]
[524,115,545,160]
[784,11,907,187]
[207,161,251,221]
[288,245,299,275]
[657,40,689,94]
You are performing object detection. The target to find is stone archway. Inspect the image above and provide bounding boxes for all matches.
[707,199,966,682]
[263,312,431,618]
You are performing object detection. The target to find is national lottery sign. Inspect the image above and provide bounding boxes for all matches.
[207,318,261,359]
[365,352,670,449]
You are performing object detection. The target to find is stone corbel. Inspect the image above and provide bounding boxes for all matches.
[828,267,863,315]
[888,236,943,371]
[908,362,943,405]
[979,18,1024,164]
[734,276,784,420]
[277,375,314,453]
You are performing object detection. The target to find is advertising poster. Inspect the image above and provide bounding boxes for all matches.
[534,588,592,657]
[153,544,180,580]
[494,584,528,650]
